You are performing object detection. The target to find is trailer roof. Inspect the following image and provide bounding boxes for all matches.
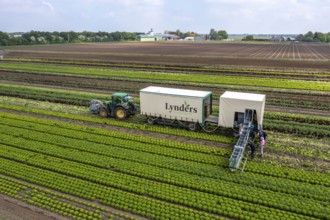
[140,86,212,98]
[221,91,265,102]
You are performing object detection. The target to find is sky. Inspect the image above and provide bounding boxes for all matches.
[0,0,329,34]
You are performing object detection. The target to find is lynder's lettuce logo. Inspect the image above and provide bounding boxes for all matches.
[165,101,198,113]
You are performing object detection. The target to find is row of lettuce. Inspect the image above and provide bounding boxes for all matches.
[0,96,329,162]
[0,176,136,220]
[0,62,329,91]
[1,96,329,174]
[0,111,329,220]
[1,83,329,111]
[3,58,330,80]
[0,84,329,139]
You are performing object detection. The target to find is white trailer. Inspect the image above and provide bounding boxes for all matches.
[140,86,212,130]
[219,91,266,129]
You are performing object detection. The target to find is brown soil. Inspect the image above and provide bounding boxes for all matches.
[0,195,63,220]
[5,42,330,70]
[266,105,330,117]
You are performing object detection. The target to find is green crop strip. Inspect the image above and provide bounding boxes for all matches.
[264,119,330,138]
[2,67,330,98]
[0,62,329,91]
[1,125,329,203]
[0,103,235,143]
[1,111,329,187]
[0,176,132,220]
[0,158,227,220]
[1,95,329,140]
[5,58,330,78]
[2,95,328,167]
[1,143,329,220]
[1,83,330,111]
[265,111,330,125]
[0,83,110,105]
[1,111,330,219]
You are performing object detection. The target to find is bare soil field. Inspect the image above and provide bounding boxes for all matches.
[4,42,330,70]
[0,195,60,220]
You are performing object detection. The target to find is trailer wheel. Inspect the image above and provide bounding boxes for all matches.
[115,107,127,120]
[147,117,156,125]
[99,106,109,118]
[188,123,198,131]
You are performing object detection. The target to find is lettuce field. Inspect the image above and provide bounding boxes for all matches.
[0,41,329,220]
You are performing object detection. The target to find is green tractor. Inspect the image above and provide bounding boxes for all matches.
[90,93,137,120]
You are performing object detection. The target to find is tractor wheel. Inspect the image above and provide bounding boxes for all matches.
[99,106,109,118]
[115,107,127,120]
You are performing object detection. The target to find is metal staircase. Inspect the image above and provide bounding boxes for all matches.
[229,109,254,171]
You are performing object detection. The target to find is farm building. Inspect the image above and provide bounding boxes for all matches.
[183,37,195,41]
[137,28,163,41]
[182,35,207,41]
[270,35,296,42]
[138,35,162,42]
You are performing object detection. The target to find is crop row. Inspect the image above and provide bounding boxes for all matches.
[265,111,330,126]
[1,144,326,220]
[0,115,226,165]
[1,96,328,162]
[3,66,330,104]
[1,99,329,172]
[1,111,329,187]
[0,103,234,143]
[2,97,330,150]
[1,121,329,202]
[2,83,330,138]
[6,58,330,79]
[1,127,329,207]
[264,118,330,138]
[266,98,330,111]
[0,157,230,220]
[4,120,328,201]
[0,175,136,220]
[4,60,330,99]
[0,83,109,106]
[0,62,329,91]
[267,131,330,161]
[1,82,330,112]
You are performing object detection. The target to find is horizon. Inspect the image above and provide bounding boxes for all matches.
[0,0,329,34]
[2,31,302,36]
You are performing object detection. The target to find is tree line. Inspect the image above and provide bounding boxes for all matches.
[0,31,137,46]
[208,29,228,40]
[165,29,228,40]
[296,31,330,43]
[0,29,229,46]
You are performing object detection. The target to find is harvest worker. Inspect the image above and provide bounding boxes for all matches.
[258,129,267,157]
[247,130,256,159]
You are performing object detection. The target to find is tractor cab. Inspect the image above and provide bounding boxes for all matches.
[110,93,131,106]
[89,92,137,120]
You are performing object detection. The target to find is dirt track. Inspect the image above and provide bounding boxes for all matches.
[0,195,62,220]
